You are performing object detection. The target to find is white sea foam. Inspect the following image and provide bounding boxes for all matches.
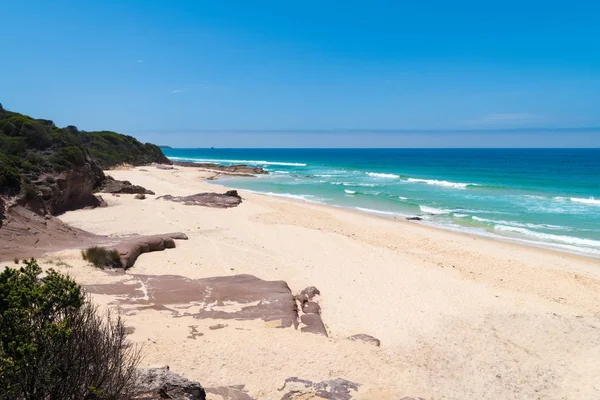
[355,207,402,216]
[407,178,477,189]
[344,189,356,195]
[570,197,600,206]
[168,157,307,167]
[472,216,566,231]
[366,172,400,179]
[243,190,323,203]
[453,213,468,218]
[420,205,452,215]
[494,225,600,248]
[399,196,408,200]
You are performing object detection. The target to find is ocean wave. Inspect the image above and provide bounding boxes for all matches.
[406,178,478,189]
[399,196,408,200]
[244,190,323,203]
[330,182,379,187]
[420,205,452,215]
[570,197,600,206]
[354,207,402,216]
[453,213,469,218]
[168,157,307,167]
[366,172,400,179]
[344,189,356,195]
[472,216,567,231]
[494,225,600,248]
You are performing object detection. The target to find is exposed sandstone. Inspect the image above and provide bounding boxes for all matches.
[278,377,360,400]
[109,233,188,269]
[86,274,298,328]
[173,162,268,175]
[157,190,242,208]
[101,175,155,195]
[135,366,206,400]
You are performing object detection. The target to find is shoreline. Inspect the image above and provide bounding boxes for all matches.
[209,174,600,262]
[35,165,600,398]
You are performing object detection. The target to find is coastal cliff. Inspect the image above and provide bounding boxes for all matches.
[0,103,169,214]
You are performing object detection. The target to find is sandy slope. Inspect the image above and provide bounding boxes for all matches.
[43,166,600,399]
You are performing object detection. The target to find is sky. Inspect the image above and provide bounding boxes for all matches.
[1,0,599,147]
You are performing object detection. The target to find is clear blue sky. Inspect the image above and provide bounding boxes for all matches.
[1,0,599,147]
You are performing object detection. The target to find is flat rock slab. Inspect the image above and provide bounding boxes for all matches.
[86,274,298,328]
[174,162,268,175]
[157,191,242,208]
[278,377,360,400]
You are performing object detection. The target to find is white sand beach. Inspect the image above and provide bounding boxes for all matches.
[43,165,600,399]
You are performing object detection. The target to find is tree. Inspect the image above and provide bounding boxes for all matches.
[0,259,141,399]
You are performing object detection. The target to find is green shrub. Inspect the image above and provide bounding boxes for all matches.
[82,246,122,268]
[0,259,140,399]
[0,153,21,194]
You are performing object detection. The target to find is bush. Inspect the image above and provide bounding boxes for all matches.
[0,153,21,194]
[0,259,140,399]
[82,246,123,268]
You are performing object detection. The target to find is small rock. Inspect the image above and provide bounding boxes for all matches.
[406,216,422,221]
[209,324,228,330]
[135,193,146,200]
[347,334,381,347]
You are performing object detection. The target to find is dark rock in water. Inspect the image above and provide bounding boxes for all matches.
[173,162,268,175]
[101,175,155,195]
[278,377,360,400]
[86,274,298,329]
[406,216,422,221]
[135,193,146,200]
[346,334,381,347]
[157,191,242,208]
[135,366,206,400]
[206,385,256,399]
[110,232,188,269]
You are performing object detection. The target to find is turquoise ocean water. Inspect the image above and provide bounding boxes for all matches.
[163,148,600,258]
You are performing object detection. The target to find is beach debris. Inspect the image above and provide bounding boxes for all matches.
[157,190,242,208]
[406,216,422,221]
[278,377,360,400]
[101,175,155,195]
[135,366,206,399]
[296,286,328,336]
[346,334,381,347]
[187,325,204,340]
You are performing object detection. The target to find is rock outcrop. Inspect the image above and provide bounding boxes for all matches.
[0,206,97,261]
[101,175,155,195]
[295,286,328,336]
[157,190,242,208]
[135,367,206,400]
[109,233,188,269]
[278,377,360,400]
[173,162,268,175]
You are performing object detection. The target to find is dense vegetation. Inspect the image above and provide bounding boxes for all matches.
[0,259,140,399]
[0,103,170,196]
